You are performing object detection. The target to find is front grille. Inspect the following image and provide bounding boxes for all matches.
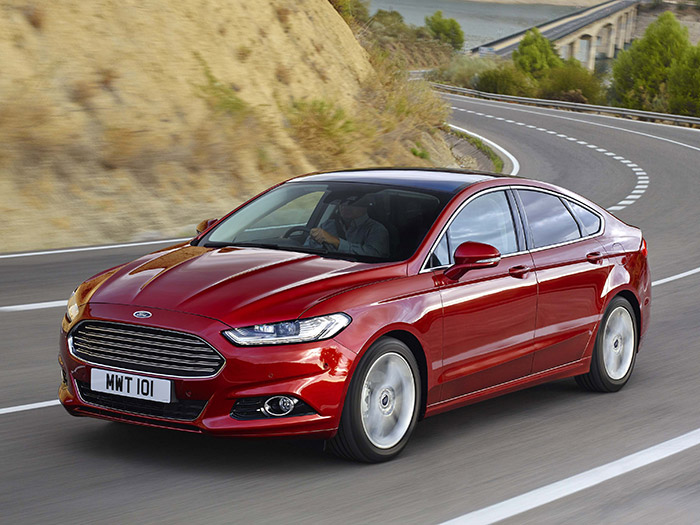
[70,321,224,378]
[76,380,207,421]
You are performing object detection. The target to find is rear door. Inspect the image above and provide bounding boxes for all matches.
[515,188,612,372]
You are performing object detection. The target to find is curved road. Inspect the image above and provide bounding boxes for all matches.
[2,94,700,524]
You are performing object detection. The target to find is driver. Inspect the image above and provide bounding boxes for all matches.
[308,195,389,258]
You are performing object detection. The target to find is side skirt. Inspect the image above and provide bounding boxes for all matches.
[424,357,591,418]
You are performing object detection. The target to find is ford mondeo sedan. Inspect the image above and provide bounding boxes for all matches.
[59,169,651,462]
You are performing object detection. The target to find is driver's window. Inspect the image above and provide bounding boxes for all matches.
[448,191,518,256]
[427,191,517,269]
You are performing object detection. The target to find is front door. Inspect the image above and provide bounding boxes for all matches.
[428,190,538,401]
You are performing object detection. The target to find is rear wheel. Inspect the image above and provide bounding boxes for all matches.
[327,337,420,462]
[576,296,637,392]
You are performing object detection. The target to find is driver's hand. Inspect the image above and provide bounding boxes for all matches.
[310,228,340,249]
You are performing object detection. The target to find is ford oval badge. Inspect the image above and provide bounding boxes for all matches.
[133,311,152,319]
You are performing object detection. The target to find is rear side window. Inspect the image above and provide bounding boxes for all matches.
[518,190,581,249]
[568,200,602,236]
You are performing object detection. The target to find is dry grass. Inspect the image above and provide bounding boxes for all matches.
[237,45,252,61]
[22,5,44,30]
[276,64,291,84]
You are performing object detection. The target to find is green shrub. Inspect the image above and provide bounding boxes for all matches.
[513,28,563,79]
[475,63,537,97]
[193,53,249,120]
[668,44,700,116]
[425,11,465,51]
[288,100,356,158]
[328,0,370,27]
[429,55,500,88]
[538,58,605,104]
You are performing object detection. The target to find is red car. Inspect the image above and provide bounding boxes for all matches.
[58,169,651,462]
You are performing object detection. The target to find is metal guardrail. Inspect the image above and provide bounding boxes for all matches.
[432,82,700,127]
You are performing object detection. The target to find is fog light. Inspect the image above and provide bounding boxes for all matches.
[263,395,296,417]
[231,396,316,420]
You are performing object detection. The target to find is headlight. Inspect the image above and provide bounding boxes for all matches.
[222,313,351,346]
[66,288,79,322]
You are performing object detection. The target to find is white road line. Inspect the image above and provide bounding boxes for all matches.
[2,260,689,314]
[0,265,698,415]
[0,300,66,312]
[442,427,700,525]
[0,400,61,415]
[0,238,190,260]
[456,105,650,211]
[444,94,700,154]
[448,125,520,176]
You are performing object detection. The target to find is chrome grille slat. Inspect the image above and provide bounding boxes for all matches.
[73,342,220,369]
[70,321,225,378]
[74,349,217,373]
[73,334,221,361]
[77,331,214,354]
[82,325,209,346]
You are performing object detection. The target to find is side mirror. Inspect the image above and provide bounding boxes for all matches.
[196,218,218,235]
[444,241,501,281]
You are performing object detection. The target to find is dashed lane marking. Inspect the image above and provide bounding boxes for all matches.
[452,106,651,212]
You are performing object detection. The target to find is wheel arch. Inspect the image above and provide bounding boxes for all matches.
[382,330,429,420]
[614,289,641,349]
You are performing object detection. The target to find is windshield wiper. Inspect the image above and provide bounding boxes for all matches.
[203,241,362,261]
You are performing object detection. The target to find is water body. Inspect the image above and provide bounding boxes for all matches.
[370,0,580,49]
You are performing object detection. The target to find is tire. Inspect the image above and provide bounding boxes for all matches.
[576,296,638,393]
[327,337,421,463]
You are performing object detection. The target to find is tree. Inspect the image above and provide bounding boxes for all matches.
[512,28,563,79]
[425,11,465,51]
[611,12,690,111]
[668,44,700,116]
[538,58,605,104]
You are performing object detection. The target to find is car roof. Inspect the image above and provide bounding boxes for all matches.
[291,168,497,194]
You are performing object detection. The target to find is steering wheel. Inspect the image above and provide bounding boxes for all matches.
[283,226,333,252]
[282,226,311,239]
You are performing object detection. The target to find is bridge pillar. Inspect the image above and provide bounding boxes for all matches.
[605,25,615,58]
[627,8,637,43]
[586,35,596,71]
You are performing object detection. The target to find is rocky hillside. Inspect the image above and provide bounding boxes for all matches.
[0,0,454,251]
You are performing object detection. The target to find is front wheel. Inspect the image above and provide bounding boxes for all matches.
[327,337,420,462]
[576,296,638,392]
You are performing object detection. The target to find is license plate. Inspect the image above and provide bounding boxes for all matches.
[90,368,172,403]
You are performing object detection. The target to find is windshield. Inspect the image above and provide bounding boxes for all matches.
[198,181,452,263]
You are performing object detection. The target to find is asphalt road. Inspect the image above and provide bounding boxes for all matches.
[2,95,700,524]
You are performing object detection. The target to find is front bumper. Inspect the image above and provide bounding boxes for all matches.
[58,303,355,438]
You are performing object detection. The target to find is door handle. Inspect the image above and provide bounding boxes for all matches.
[508,265,530,278]
[586,251,604,264]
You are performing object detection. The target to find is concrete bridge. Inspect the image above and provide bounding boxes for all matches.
[472,0,641,71]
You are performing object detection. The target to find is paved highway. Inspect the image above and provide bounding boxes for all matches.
[2,94,699,524]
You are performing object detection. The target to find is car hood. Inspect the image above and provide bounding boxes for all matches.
[87,243,403,327]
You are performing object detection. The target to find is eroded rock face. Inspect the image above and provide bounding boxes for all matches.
[0,0,392,250]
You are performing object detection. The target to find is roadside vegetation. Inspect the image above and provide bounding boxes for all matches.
[431,28,606,105]
[331,0,458,69]
[431,12,700,117]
